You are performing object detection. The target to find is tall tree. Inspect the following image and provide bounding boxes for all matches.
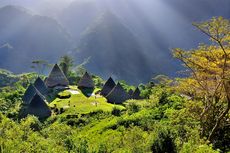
[74,57,90,77]
[173,17,230,141]
[59,55,74,77]
[31,60,49,76]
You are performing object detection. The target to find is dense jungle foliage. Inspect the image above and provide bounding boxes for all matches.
[0,17,229,153]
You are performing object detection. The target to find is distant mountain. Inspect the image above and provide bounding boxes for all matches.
[0,69,19,87]
[57,1,183,84]
[0,0,229,84]
[0,5,73,73]
[58,0,102,42]
[0,43,14,70]
[75,12,153,83]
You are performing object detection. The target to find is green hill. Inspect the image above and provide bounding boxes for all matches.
[49,86,125,115]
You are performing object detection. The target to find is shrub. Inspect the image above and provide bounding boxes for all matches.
[57,91,71,99]
[77,139,89,153]
[159,91,169,105]
[180,142,219,153]
[126,102,141,114]
[20,115,42,131]
[151,128,177,153]
[111,107,122,116]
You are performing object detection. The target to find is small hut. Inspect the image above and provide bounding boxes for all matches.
[101,77,116,96]
[45,64,69,88]
[106,82,129,104]
[23,94,51,119]
[132,87,142,99]
[78,72,94,89]
[128,89,134,98]
[23,84,44,105]
[34,77,48,96]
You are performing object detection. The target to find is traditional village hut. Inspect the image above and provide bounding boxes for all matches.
[128,89,134,98]
[23,84,44,105]
[101,77,116,96]
[23,94,51,119]
[106,82,129,104]
[78,72,95,89]
[34,77,48,96]
[132,87,142,100]
[45,64,69,88]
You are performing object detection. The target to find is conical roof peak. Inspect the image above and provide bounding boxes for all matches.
[45,64,69,88]
[128,89,134,95]
[132,87,141,100]
[108,77,113,81]
[78,71,94,88]
[106,82,129,104]
[30,94,46,107]
[23,84,38,105]
[24,93,51,119]
[101,77,116,96]
[34,77,48,96]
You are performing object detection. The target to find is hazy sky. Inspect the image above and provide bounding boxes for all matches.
[0,0,229,83]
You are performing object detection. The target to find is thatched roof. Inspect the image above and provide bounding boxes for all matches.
[78,72,94,88]
[128,89,134,99]
[132,87,141,99]
[34,77,48,96]
[23,84,44,105]
[45,64,69,88]
[106,82,129,104]
[101,77,116,96]
[128,89,134,96]
[23,94,51,119]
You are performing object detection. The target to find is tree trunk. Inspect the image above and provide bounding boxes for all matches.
[208,82,230,141]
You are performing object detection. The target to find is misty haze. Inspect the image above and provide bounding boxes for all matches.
[0,0,228,84]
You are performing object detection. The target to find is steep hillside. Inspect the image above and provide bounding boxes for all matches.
[0,5,73,73]
[59,0,101,41]
[76,12,152,84]
[0,69,19,87]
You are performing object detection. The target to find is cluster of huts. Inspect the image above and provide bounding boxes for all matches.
[20,64,141,119]
[101,77,141,104]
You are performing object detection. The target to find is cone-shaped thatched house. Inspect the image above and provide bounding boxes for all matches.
[45,64,69,88]
[132,87,141,99]
[23,84,44,105]
[34,77,48,96]
[78,72,95,89]
[128,89,134,96]
[101,77,116,96]
[106,82,129,104]
[23,94,51,119]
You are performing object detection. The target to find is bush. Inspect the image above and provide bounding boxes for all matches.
[126,102,141,114]
[77,139,89,153]
[159,91,169,105]
[151,128,177,153]
[180,142,219,153]
[57,91,71,99]
[20,115,42,131]
[111,107,122,116]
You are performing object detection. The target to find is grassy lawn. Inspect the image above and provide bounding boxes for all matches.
[49,86,125,114]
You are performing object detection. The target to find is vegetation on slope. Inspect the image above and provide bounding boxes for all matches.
[50,87,125,114]
[0,17,229,153]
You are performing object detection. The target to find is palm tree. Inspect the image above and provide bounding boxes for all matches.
[59,55,74,77]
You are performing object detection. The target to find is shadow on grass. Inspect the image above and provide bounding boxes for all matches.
[46,88,63,103]
[78,87,94,98]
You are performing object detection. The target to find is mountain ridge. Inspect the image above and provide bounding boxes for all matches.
[0,5,73,73]
[76,11,153,83]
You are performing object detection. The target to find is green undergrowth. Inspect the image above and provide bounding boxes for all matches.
[49,86,125,115]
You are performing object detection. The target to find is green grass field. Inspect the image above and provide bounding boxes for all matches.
[49,86,125,114]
